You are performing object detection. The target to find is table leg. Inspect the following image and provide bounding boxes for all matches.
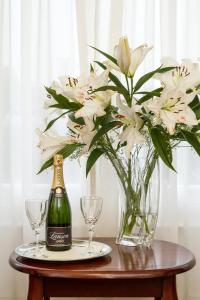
[44,297,50,300]
[162,276,178,300]
[27,275,43,300]
[155,298,161,300]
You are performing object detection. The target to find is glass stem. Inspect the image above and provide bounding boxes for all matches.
[35,230,40,254]
[88,226,94,250]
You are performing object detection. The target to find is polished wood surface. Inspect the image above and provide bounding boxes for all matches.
[9,238,195,300]
[9,238,195,278]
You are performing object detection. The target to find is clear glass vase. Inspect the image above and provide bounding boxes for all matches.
[115,143,160,247]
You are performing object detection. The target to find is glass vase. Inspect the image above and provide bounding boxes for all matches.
[115,143,160,247]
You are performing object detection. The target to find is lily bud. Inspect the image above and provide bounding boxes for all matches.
[115,36,131,75]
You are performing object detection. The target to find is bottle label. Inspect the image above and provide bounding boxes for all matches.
[46,226,71,247]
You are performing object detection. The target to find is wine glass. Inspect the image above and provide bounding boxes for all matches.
[25,199,48,257]
[80,196,103,253]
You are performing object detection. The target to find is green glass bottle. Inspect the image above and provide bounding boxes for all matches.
[46,154,72,251]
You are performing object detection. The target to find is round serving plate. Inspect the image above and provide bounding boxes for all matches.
[15,239,112,261]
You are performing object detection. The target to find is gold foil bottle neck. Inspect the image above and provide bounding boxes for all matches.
[52,154,65,189]
[54,154,63,166]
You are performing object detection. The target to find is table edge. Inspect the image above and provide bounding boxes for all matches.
[9,238,196,279]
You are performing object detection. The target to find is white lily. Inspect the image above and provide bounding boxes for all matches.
[146,88,198,134]
[36,129,76,162]
[116,96,145,158]
[114,36,152,77]
[74,70,113,118]
[155,57,200,92]
[75,100,106,118]
[50,76,80,100]
[67,117,96,153]
[120,125,146,158]
[49,70,113,119]
[44,79,75,121]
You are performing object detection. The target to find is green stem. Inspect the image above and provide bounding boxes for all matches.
[143,216,150,235]
[99,136,157,237]
[125,75,130,94]
[127,158,132,204]
[125,76,132,107]
[104,134,129,182]
[101,140,133,206]
[106,152,127,192]
[128,159,131,187]
[130,77,134,101]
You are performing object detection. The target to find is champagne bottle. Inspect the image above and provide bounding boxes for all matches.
[46,154,72,251]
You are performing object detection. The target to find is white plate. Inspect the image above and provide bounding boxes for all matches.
[15,239,112,261]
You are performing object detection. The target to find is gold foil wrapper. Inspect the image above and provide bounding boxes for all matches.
[54,154,63,166]
[52,154,65,189]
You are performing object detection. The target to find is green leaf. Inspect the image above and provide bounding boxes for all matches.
[109,72,124,88]
[49,103,71,109]
[189,95,200,120]
[93,85,127,94]
[94,60,107,70]
[181,130,200,156]
[44,112,68,132]
[139,87,163,94]
[134,91,152,95]
[90,63,94,73]
[134,66,175,92]
[68,111,85,125]
[149,127,176,171]
[192,123,200,133]
[86,148,105,177]
[37,143,83,174]
[137,87,163,104]
[134,68,161,92]
[189,95,199,109]
[94,114,113,128]
[46,87,82,111]
[90,46,118,65]
[158,66,176,73]
[94,105,117,129]
[89,121,120,149]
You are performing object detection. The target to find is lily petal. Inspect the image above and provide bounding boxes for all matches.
[128,43,153,77]
[75,100,106,118]
[36,129,74,162]
[120,125,145,158]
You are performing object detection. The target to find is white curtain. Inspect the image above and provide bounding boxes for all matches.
[0,0,200,300]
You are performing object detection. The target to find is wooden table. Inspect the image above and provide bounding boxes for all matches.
[9,238,195,300]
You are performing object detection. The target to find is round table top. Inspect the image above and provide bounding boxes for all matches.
[9,238,196,279]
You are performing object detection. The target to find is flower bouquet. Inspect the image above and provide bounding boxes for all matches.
[37,37,200,246]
